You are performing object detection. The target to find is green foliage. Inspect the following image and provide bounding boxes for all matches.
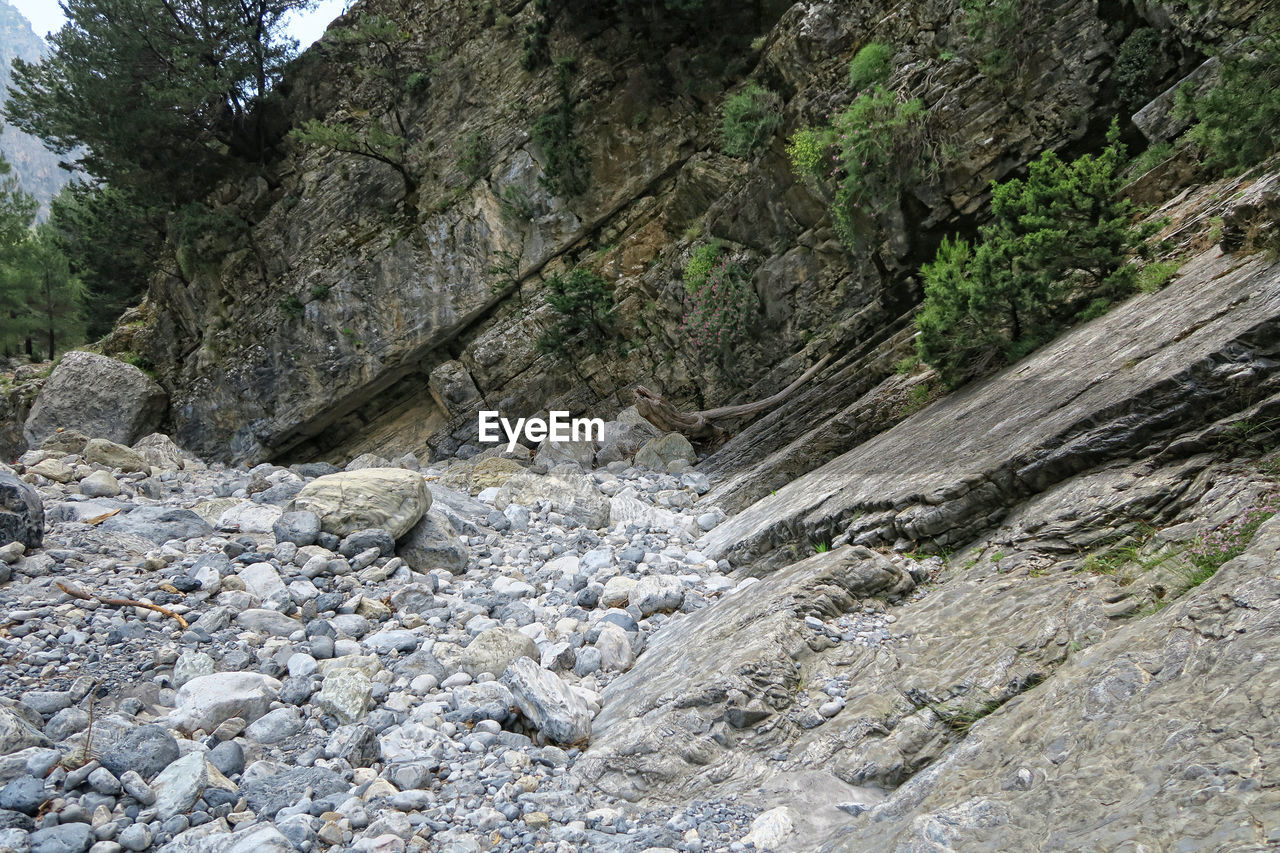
[499,185,538,223]
[5,0,310,208]
[720,85,782,158]
[916,125,1151,385]
[289,13,424,199]
[458,131,491,182]
[1137,260,1180,293]
[530,58,589,198]
[522,0,553,71]
[0,155,85,359]
[310,284,332,300]
[1178,27,1280,174]
[1128,141,1173,177]
[786,127,832,179]
[279,294,304,319]
[958,0,1021,74]
[848,42,893,91]
[683,241,723,292]
[1114,28,1163,115]
[1182,492,1279,588]
[537,268,615,354]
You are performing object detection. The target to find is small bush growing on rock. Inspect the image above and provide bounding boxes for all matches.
[1178,27,1280,174]
[720,85,782,158]
[537,268,615,354]
[531,57,589,198]
[458,131,491,182]
[916,123,1152,385]
[958,0,1021,74]
[683,241,723,291]
[848,42,893,91]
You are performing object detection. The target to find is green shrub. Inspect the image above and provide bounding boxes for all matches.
[848,42,893,91]
[683,241,723,292]
[537,267,615,353]
[720,85,782,158]
[786,126,832,178]
[279,294,304,319]
[1137,260,1179,293]
[499,184,537,222]
[959,0,1021,74]
[1127,141,1173,177]
[531,57,589,197]
[459,131,491,181]
[1179,28,1280,174]
[916,124,1151,385]
[1114,28,1163,115]
[310,284,332,301]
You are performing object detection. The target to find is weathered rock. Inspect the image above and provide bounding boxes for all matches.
[313,668,372,724]
[169,673,282,733]
[291,468,430,538]
[608,493,694,534]
[39,429,89,455]
[534,438,596,469]
[82,438,149,473]
[233,609,302,637]
[0,474,43,550]
[23,351,166,448]
[272,510,321,546]
[28,458,74,483]
[132,433,191,470]
[100,506,212,543]
[216,502,282,535]
[239,765,348,820]
[29,822,94,853]
[151,752,236,820]
[595,406,661,466]
[439,627,538,678]
[629,574,685,615]
[99,725,180,782]
[0,703,50,756]
[501,658,593,745]
[396,510,468,574]
[77,470,121,498]
[470,457,526,492]
[633,432,696,470]
[172,652,215,690]
[495,469,609,529]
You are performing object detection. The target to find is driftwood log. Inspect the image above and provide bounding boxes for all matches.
[633,352,835,442]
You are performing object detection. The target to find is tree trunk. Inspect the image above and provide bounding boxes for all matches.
[633,352,835,442]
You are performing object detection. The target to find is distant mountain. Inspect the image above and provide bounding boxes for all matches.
[0,0,72,219]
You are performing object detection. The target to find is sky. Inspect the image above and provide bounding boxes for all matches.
[11,0,352,48]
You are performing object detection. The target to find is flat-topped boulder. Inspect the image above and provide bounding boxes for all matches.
[290,468,430,539]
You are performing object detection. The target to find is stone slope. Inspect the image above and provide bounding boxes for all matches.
[701,247,1280,568]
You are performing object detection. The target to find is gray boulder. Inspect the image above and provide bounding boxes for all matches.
[633,432,696,470]
[397,510,468,574]
[272,510,320,547]
[495,468,610,529]
[23,351,166,448]
[501,657,593,745]
[100,506,212,543]
[0,474,42,550]
[132,433,192,471]
[291,468,430,538]
[595,406,661,466]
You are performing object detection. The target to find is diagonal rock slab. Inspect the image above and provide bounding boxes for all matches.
[702,250,1280,568]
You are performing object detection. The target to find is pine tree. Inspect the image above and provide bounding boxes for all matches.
[916,124,1149,386]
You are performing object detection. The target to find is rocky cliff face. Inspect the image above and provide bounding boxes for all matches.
[116,0,1232,468]
[0,1,70,218]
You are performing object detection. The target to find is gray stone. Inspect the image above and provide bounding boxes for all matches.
[40,429,90,455]
[29,822,95,853]
[338,528,395,558]
[633,432,696,470]
[100,725,180,782]
[388,583,437,616]
[244,707,302,744]
[324,724,380,767]
[132,433,191,471]
[362,629,420,654]
[396,510,468,575]
[151,752,236,820]
[168,673,282,733]
[119,770,155,805]
[534,438,597,469]
[82,439,148,473]
[628,574,685,616]
[172,652,216,690]
[77,470,121,498]
[0,474,42,551]
[86,767,122,796]
[240,765,347,819]
[450,682,516,724]
[100,506,212,543]
[44,707,89,742]
[501,658,593,745]
[206,741,244,779]
[495,470,609,529]
[313,668,372,724]
[0,705,51,756]
[452,627,538,678]
[594,407,661,467]
[117,823,152,852]
[0,775,46,814]
[272,510,321,546]
[23,351,167,448]
[19,691,71,717]
[238,563,288,607]
[233,609,302,637]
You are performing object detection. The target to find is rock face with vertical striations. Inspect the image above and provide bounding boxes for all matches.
[0,473,42,549]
